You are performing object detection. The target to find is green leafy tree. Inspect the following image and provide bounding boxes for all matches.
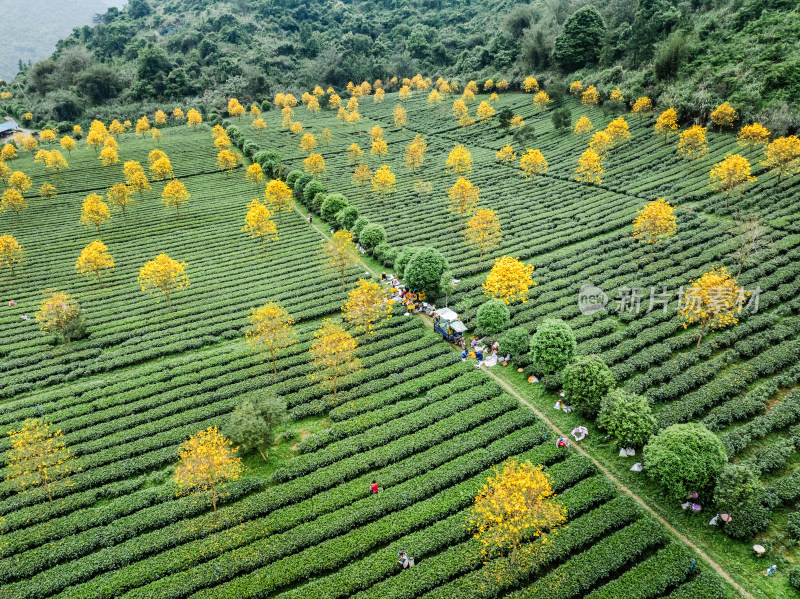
[500,326,530,360]
[552,6,606,71]
[224,395,286,461]
[643,423,728,500]
[551,108,571,133]
[529,319,576,384]
[562,355,615,416]
[598,389,655,448]
[476,300,510,336]
[321,194,348,222]
[714,463,761,514]
[359,224,387,254]
[337,205,360,230]
[403,247,449,297]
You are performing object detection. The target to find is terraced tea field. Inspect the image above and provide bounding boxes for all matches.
[0,84,794,598]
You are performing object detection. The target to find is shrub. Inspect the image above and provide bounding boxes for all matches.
[303,179,325,207]
[352,216,369,237]
[312,192,327,213]
[359,224,387,253]
[476,300,511,336]
[374,243,398,266]
[562,355,615,416]
[337,205,360,230]
[714,463,762,513]
[552,107,572,131]
[394,246,424,276]
[529,319,576,382]
[293,173,313,197]
[788,511,800,540]
[321,194,348,222]
[500,327,530,358]
[643,423,728,500]
[552,5,606,70]
[285,170,303,190]
[789,566,800,589]
[598,389,655,448]
[404,247,449,297]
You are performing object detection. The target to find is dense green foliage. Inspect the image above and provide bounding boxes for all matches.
[598,388,656,448]
[529,318,576,377]
[562,354,615,416]
[475,299,511,336]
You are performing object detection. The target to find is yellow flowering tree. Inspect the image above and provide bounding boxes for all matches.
[510,115,525,129]
[610,88,624,104]
[265,179,294,225]
[533,91,551,110]
[1,143,17,160]
[581,85,599,107]
[45,150,68,172]
[371,137,389,158]
[428,89,442,104]
[173,107,185,121]
[448,177,479,217]
[309,319,362,400]
[761,135,800,180]
[1,189,27,215]
[477,101,495,122]
[0,233,23,275]
[322,128,332,145]
[245,301,297,374]
[227,98,245,119]
[187,108,202,128]
[39,129,56,144]
[9,171,31,192]
[75,240,114,283]
[394,104,408,128]
[35,291,84,343]
[523,77,539,93]
[242,199,278,249]
[352,164,372,198]
[483,256,536,304]
[677,126,708,160]
[151,128,163,144]
[575,149,603,185]
[496,144,517,164]
[151,156,174,181]
[109,120,125,138]
[81,193,111,231]
[470,459,567,565]
[679,266,746,349]
[323,230,359,292]
[464,208,503,262]
[162,179,190,214]
[342,279,392,332]
[252,117,266,130]
[99,147,119,166]
[589,130,612,158]
[519,149,548,179]
[138,253,189,308]
[446,144,472,175]
[372,164,397,202]
[404,135,426,174]
[710,154,756,208]
[300,133,317,154]
[60,136,76,155]
[710,102,737,131]
[654,108,678,144]
[737,123,770,155]
[347,143,363,165]
[304,153,326,178]
[573,116,592,135]
[6,419,77,503]
[217,149,240,176]
[124,161,151,198]
[605,116,630,147]
[174,426,243,515]
[374,88,385,103]
[154,109,167,125]
[631,97,652,115]
[135,116,150,137]
[246,163,264,187]
[569,80,584,95]
[632,198,677,255]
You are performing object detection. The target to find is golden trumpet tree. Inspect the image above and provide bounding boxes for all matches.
[496,144,517,164]
[447,177,479,217]
[352,164,372,198]
[107,183,133,216]
[679,266,746,348]
[632,198,677,253]
[347,143,363,164]
[605,117,630,147]
[138,253,189,308]
[370,125,384,143]
[483,256,536,304]
[252,117,266,130]
[372,164,397,202]
[399,85,413,101]
[677,125,709,160]
[124,161,151,198]
[35,291,83,343]
[174,426,243,515]
[510,115,525,129]
[39,183,56,199]
[328,93,341,109]
[610,88,624,103]
[151,156,174,181]
[575,149,603,185]
[342,279,392,332]
[1,144,17,160]
[162,179,190,214]
[654,108,678,144]
[394,104,407,128]
[300,133,317,153]
[0,233,23,275]
[371,138,389,158]
[76,240,114,283]
[245,301,297,374]
[710,154,756,207]
[470,459,566,566]
[173,107,185,121]
[109,120,125,137]
[309,319,362,400]
[99,147,119,166]
[187,109,202,128]
[569,80,584,95]
[242,199,278,250]
[446,144,472,175]
[246,163,264,187]
[323,230,359,292]
[6,419,77,503]
[39,129,56,144]
[404,136,426,174]
[428,89,442,104]
[761,135,800,180]
[250,103,261,117]
[151,128,163,144]
[135,116,150,136]
[9,171,31,192]
[149,148,167,165]
[81,193,111,231]
[374,88,385,103]
[154,110,167,125]
[533,91,551,110]
[710,102,737,131]
[581,85,599,106]
[631,97,652,114]
[573,116,593,134]
[589,130,612,158]
[519,149,548,179]
[1,189,27,215]
[0,161,8,183]
[217,150,240,176]
[304,153,326,178]
[477,101,495,123]
[737,123,770,155]
[45,150,68,172]
[523,77,540,92]
[227,98,245,119]
[265,179,294,225]
[464,208,502,262]
[497,79,509,90]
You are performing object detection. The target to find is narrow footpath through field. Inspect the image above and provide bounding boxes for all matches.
[293,198,753,599]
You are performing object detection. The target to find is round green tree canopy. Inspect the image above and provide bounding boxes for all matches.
[563,354,615,416]
[403,247,449,297]
[598,388,655,448]
[476,300,511,335]
[529,318,576,375]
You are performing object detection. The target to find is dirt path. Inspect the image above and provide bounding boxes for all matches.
[292,202,752,598]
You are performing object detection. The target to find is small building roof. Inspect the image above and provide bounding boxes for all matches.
[0,122,18,133]
[434,307,459,321]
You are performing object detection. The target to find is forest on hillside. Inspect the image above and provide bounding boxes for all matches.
[0,0,799,132]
